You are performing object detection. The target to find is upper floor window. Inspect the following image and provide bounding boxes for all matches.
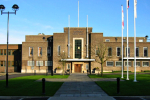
[11,50,15,55]
[123,39,126,42]
[38,47,42,56]
[95,46,99,55]
[126,47,130,57]
[8,50,11,55]
[0,50,3,55]
[144,47,148,57]
[29,47,33,56]
[47,47,51,56]
[105,39,110,42]
[117,47,121,56]
[58,46,60,56]
[4,49,6,55]
[136,47,139,57]
[0,61,3,67]
[139,39,143,42]
[108,47,112,56]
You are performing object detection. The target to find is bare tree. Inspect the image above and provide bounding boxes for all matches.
[91,42,109,76]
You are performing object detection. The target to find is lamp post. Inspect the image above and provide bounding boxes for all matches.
[0,4,19,87]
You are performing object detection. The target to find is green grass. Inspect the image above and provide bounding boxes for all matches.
[91,74,150,96]
[0,75,69,96]
[88,74,122,78]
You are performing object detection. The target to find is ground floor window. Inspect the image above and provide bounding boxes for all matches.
[115,61,122,67]
[142,61,149,67]
[133,61,140,67]
[27,61,34,66]
[106,61,113,66]
[86,64,89,70]
[36,61,43,66]
[67,64,70,69]
[124,61,131,67]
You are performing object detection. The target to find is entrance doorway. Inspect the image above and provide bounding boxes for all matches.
[74,64,81,72]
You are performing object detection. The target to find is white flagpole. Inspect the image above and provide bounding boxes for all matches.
[121,5,124,78]
[134,0,137,82]
[126,0,129,80]
[86,15,88,58]
[78,1,79,27]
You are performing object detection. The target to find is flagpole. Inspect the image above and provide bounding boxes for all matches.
[126,0,129,80]
[121,5,124,78]
[78,1,79,27]
[134,0,137,82]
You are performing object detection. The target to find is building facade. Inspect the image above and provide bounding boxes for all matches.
[0,27,150,73]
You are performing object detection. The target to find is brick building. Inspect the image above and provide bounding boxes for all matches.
[1,27,150,73]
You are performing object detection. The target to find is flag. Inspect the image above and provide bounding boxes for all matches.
[127,0,129,8]
[122,6,124,29]
[134,0,137,18]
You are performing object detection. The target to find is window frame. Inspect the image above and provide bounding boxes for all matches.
[142,61,149,67]
[36,61,43,66]
[105,39,110,42]
[0,49,3,55]
[116,47,121,57]
[58,45,60,56]
[136,47,139,57]
[106,61,114,67]
[27,61,34,66]
[115,61,122,67]
[29,47,33,56]
[108,47,112,56]
[8,50,11,55]
[124,61,131,67]
[38,47,42,56]
[139,39,143,42]
[67,64,70,69]
[143,47,148,57]
[0,61,3,67]
[4,49,6,55]
[125,47,130,57]
[133,61,140,67]
[86,64,89,70]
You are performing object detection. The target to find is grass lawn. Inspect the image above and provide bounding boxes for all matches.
[89,74,150,96]
[0,75,69,96]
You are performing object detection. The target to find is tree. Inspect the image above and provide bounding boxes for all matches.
[60,51,67,76]
[91,42,109,76]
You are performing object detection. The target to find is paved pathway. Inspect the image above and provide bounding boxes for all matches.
[52,73,115,100]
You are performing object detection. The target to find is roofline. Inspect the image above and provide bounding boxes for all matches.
[0,44,22,45]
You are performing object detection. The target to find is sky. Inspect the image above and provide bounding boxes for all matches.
[0,0,150,44]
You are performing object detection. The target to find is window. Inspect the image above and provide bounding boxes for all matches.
[75,40,82,58]
[36,61,43,66]
[124,61,131,66]
[38,47,42,56]
[108,47,112,56]
[29,47,33,56]
[105,39,110,42]
[0,50,3,55]
[123,39,126,42]
[142,62,149,67]
[67,64,70,69]
[143,47,148,57]
[58,46,60,56]
[136,47,139,57]
[0,61,3,67]
[4,49,6,55]
[27,61,34,66]
[45,61,52,66]
[95,46,99,55]
[117,47,121,56]
[139,39,143,42]
[47,47,51,56]
[11,50,15,55]
[8,50,11,55]
[126,47,130,57]
[86,64,89,70]
[11,61,14,67]
[116,61,122,67]
[106,61,113,66]
[4,61,6,67]
[133,61,140,67]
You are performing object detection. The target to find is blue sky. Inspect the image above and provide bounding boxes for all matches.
[0,0,150,44]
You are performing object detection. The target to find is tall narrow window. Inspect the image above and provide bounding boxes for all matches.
[4,49,6,55]
[12,50,15,55]
[144,47,148,57]
[117,47,121,56]
[0,50,3,55]
[47,47,51,56]
[126,47,130,57]
[108,47,112,56]
[67,64,70,69]
[29,47,33,56]
[38,47,42,56]
[75,40,82,58]
[58,46,60,56]
[0,61,3,67]
[86,64,89,70]
[95,46,99,55]
[136,47,139,57]
[8,50,11,55]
